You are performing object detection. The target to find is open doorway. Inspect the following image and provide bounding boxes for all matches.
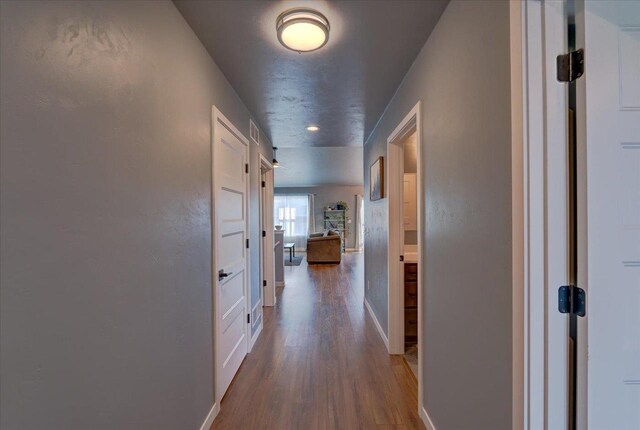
[387,102,423,404]
[401,131,419,378]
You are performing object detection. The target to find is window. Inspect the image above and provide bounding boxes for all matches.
[274,195,309,250]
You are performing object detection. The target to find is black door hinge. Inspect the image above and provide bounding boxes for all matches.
[262,230,266,238]
[245,163,249,174]
[247,313,251,324]
[557,49,584,82]
[261,180,266,188]
[263,280,267,287]
[558,285,586,317]
[399,255,404,262]
[246,238,249,249]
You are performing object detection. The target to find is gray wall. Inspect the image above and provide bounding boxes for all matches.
[403,132,418,174]
[275,186,363,250]
[0,1,271,429]
[274,147,364,188]
[363,1,513,429]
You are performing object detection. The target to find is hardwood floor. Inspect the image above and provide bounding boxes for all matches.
[211,252,423,430]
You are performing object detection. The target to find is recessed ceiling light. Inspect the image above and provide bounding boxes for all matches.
[306,125,320,132]
[276,8,330,53]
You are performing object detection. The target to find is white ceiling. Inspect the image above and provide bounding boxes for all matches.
[174,0,448,148]
[274,147,363,187]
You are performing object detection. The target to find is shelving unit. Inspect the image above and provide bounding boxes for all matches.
[323,209,346,253]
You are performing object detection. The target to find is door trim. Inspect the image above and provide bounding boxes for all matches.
[385,101,424,420]
[521,2,546,427]
[573,2,588,427]
[387,104,418,355]
[519,1,572,428]
[510,1,525,428]
[249,154,274,352]
[211,106,250,406]
[259,154,276,308]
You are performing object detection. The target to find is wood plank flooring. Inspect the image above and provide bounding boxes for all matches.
[211,252,423,430]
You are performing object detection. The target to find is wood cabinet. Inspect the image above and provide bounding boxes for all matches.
[404,262,418,345]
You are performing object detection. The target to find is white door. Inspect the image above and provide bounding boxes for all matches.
[579,1,640,428]
[213,108,249,402]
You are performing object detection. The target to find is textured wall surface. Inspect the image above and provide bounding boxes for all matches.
[274,147,364,188]
[363,1,513,428]
[275,186,364,250]
[174,0,449,149]
[0,1,271,428]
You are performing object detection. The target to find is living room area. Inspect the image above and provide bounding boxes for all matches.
[272,146,364,278]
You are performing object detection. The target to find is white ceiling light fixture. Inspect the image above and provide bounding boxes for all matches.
[306,125,320,132]
[276,8,330,53]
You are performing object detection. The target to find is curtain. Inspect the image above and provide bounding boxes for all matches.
[308,194,316,234]
[274,195,310,251]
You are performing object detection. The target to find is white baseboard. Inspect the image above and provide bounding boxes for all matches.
[419,405,437,430]
[364,297,389,350]
[199,402,220,430]
[248,317,263,352]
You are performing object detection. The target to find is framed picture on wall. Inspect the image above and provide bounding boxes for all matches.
[370,156,384,201]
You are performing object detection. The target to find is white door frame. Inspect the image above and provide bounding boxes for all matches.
[386,101,424,418]
[211,106,251,406]
[259,154,276,308]
[518,1,572,428]
[510,1,525,428]
[574,4,588,427]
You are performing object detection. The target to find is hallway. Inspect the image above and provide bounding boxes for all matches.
[211,253,422,429]
[0,1,557,428]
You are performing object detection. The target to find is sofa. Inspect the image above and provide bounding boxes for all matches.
[306,230,342,264]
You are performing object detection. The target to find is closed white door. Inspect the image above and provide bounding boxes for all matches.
[580,1,640,428]
[213,108,249,402]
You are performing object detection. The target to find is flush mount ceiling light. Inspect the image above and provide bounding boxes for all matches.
[276,8,330,53]
[306,125,320,132]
